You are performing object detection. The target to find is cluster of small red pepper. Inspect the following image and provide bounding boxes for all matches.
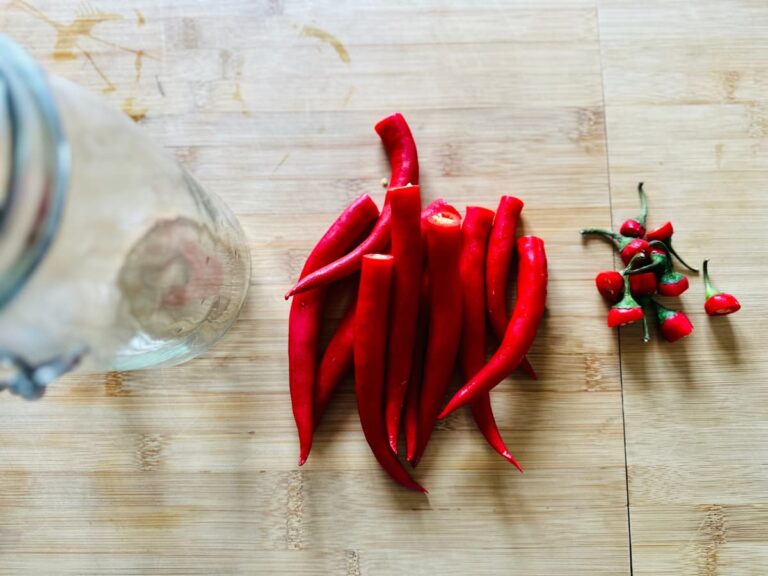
[581,184,741,342]
[286,113,547,491]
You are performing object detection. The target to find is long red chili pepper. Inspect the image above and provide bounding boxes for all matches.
[405,273,429,463]
[288,194,380,465]
[354,254,425,492]
[413,210,463,465]
[310,200,456,434]
[375,112,419,189]
[485,196,537,380]
[285,114,419,299]
[384,185,423,453]
[313,298,356,428]
[439,236,547,419]
[460,206,523,471]
[487,196,524,338]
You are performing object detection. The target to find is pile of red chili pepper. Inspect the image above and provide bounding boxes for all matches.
[286,113,548,491]
[581,183,740,342]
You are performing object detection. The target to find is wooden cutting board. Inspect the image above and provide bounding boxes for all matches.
[1,1,766,574]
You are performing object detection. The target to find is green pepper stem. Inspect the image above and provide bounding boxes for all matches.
[637,182,648,227]
[615,274,641,309]
[621,252,647,275]
[666,241,698,272]
[702,259,717,299]
[642,313,650,343]
[580,228,621,247]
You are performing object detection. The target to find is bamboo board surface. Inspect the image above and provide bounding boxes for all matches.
[0,1,765,574]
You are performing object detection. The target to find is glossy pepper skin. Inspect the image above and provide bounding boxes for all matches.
[313,299,356,429]
[595,271,624,303]
[384,185,423,453]
[354,254,425,492]
[658,271,689,297]
[629,272,657,296]
[439,236,547,419]
[460,206,523,471]
[485,196,536,379]
[619,182,648,238]
[288,194,380,465]
[655,302,693,342]
[607,274,644,328]
[285,113,419,299]
[646,221,673,243]
[413,210,463,464]
[703,260,741,315]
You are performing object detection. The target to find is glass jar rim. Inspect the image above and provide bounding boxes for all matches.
[0,35,69,311]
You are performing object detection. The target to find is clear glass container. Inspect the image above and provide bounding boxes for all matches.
[0,36,251,398]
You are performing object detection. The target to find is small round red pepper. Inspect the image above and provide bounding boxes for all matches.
[646,221,673,243]
[655,302,694,342]
[657,271,689,297]
[595,270,624,303]
[619,182,647,238]
[629,272,657,296]
[703,259,741,316]
[607,274,644,328]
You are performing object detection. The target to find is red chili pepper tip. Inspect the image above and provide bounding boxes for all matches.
[656,303,693,343]
[595,270,624,303]
[703,259,741,316]
[705,293,741,316]
[646,221,674,243]
[607,306,644,327]
[657,272,689,297]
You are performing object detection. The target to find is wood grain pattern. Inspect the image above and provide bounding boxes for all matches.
[0,1,764,574]
[598,2,768,575]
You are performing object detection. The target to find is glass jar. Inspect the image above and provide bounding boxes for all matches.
[0,36,251,398]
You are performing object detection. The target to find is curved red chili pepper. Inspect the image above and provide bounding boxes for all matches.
[439,236,547,419]
[657,271,689,297]
[703,259,741,315]
[288,194,380,465]
[460,206,523,471]
[285,114,419,299]
[313,298,356,429]
[413,210,463,464]
[354,254,425,492]
[384,185,423,453]
[374,112,419,188]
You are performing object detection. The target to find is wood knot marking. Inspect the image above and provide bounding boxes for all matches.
[571,108,602,146]
[583,354,603,391]
[722,71,741,101]
[440,143,460,177]
[345,550,361,576]
[696,504,727,576]
[285,470,304,550]
[105,371,130,397]
[136,434,164,472]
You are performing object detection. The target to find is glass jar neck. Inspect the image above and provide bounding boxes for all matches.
[0,35,69,311]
